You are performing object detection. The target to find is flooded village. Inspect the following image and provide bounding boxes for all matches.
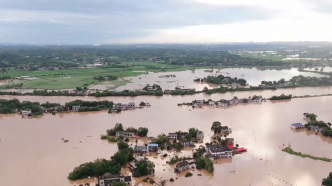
[1,68,332,186]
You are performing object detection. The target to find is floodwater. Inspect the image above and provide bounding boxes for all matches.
[119,67,326,91]
[1,92,332,186]
[304,66,332,73]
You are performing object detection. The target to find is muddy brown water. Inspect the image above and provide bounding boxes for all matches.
[1,93,332,186]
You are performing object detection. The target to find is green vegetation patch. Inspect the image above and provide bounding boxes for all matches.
[282,147,331,162]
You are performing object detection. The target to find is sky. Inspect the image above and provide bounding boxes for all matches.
[1,0,332,44]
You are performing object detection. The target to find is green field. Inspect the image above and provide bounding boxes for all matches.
[2,61,206,90]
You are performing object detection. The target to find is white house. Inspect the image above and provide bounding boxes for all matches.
[196,131,204,140]
[206,146,233,159]
[208,100,215,106]
[168,133,178,140]
[217,102,228,107]
[72,105,80,111]
[181,141,194,147]
[99,173,132,186]
[116,131,134,138]
[174,161,195,173]
[127,102,135,109]
[21,109,32,115]
[231,82,238,89]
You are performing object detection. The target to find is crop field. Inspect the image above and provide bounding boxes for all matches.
[2,61,205,89]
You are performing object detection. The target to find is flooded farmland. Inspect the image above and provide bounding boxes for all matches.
[1,93,332,186]
[119,67,326,91]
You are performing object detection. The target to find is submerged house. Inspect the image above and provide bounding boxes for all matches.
[181,140,194,147]
[174,161,195,173]
[116,131,134,138]
[291,123,305,129]
[134,146,147,153]
[21,109,32,115]
[99,173,132,186]
[196,131,204,140]
[221,126,232,134]
[72,105,80,111]
[168,132,188,140]
[206,145,232,159]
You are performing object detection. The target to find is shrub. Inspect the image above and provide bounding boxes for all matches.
[101,135,107,139]
[170,178,174,182]
[185,172,193,177]
[163,154,168,157]
[124,138,129,142]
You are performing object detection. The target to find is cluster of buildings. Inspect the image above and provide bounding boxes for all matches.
[168,130,204,145]
[21,106,60,116]
[192,96,264,108]
[133,144,159,154]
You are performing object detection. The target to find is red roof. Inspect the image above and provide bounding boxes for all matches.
[235,148,247,152]
[228,144,234,149]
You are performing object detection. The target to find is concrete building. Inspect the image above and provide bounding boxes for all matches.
[99,173,131,186]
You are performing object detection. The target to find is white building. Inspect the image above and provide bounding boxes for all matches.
[168,133,178,140]
[208,100,215,106]
[72,105,80,111]
[206,145,233,159]
[99,173,132,186]
[127,102,135,109]
[21,109,32,115]
[196,131,204,140]
[116,131,134,138]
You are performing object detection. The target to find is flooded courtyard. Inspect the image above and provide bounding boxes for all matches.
[1,93,332,186]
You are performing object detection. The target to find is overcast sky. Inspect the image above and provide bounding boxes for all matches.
[1,0,332,44]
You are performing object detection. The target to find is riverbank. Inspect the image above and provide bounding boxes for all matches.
[282,147,331,162]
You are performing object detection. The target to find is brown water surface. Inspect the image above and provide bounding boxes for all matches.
[1,95,332,186]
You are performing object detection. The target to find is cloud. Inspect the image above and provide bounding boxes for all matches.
[301,0,332,14]
[0,0,278,44]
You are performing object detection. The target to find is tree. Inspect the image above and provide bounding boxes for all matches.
[133,160,155,177]
[114,182,126,186]
[117,140,129,150]
[113,151,128,166]
[76,87,83,91]
[211,121,222,134]
[322,172,332,186]
[188,128,198,138]
[137,127,149,137]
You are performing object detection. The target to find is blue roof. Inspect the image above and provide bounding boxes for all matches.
[147,143,158,147]
[291,123,304,127]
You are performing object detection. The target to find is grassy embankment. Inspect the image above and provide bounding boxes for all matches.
[282,147,331,162]
[1,61,207,90]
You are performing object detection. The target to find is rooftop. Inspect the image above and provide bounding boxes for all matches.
[134,146,146,151]
[124,176,132,182]
[291,123,304,127]
[176,161,189,168]
[101,173,121,179]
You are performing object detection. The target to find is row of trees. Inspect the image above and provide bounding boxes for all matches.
[65,100,114,111]
[204,75,247,86]
[269,94,292,100]
[0,99,43,115]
